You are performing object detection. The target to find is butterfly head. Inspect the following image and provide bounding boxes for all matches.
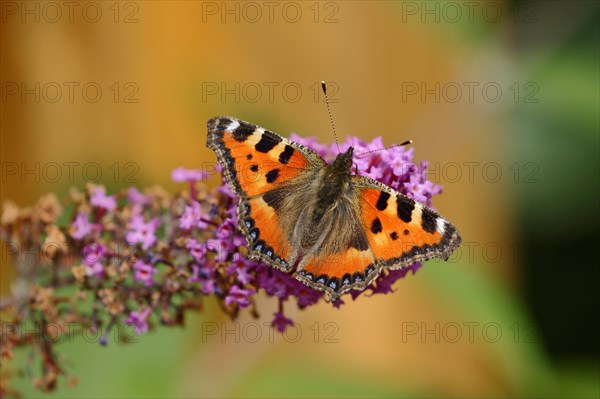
[331,146,354,174]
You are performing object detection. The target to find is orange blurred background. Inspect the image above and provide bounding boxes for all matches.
[1,1,598,397]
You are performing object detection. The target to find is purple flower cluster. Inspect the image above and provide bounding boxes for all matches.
[18,140,442,337]
[68,138,440,332]
[0,135,444,394]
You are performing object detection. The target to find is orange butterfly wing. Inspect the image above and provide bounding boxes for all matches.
[207,116,324,271]
[207,116,323,197]
[296,245,378,298]
[295,176,461,300]
[353,176,461,269]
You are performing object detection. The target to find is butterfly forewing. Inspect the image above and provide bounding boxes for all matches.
[207,117,323,272]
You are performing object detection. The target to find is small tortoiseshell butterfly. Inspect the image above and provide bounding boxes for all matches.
[207,116,461,301]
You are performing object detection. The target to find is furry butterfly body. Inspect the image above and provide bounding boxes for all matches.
[207,116,461,300]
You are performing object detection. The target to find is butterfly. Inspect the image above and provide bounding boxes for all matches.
[207,116,461,301]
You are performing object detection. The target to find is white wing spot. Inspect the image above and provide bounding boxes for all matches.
[436,218,446,234]
[227,119,240,131]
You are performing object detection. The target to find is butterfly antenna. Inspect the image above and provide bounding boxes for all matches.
[321,81,340,153]
[355,140,413,158]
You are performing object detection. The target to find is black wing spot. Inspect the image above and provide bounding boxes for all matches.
[265,169,280,183]
[376,191,390,211]
[216,118,231,132]
[421,208,437,234]
[253,239,266,252]
[341,273,352,285]
[250,164,259,172]
[255,131,282,153]
[397,196,415,223]
[279,145,294,164]
[352,272,364,282]
[370,217,383,234]
[328,277,340,291]
[233,122,255,142]
[246,154,253,160]
[390,231,399,240]
[403,229,409,236]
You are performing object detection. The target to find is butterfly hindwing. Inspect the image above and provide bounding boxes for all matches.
[237,195,292,271]
[296,247,380,300]
[353,176,461,269]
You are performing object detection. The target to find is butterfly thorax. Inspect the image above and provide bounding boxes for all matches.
[311,147,354,225]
